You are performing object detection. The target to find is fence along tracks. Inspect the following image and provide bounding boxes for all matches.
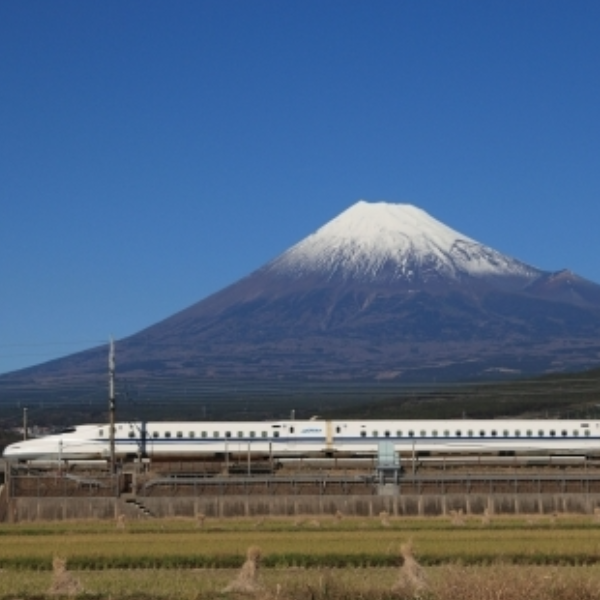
[6,457,600,498]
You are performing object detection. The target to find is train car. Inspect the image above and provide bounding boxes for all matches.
[4,418,600,463]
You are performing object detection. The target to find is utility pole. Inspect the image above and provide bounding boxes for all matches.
[109,337,116,473]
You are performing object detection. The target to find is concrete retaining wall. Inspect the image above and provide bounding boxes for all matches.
[8,493,600,522]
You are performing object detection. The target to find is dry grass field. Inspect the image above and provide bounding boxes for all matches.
[1,514,600,598]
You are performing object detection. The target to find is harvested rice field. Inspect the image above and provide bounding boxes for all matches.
[1,514,600,598]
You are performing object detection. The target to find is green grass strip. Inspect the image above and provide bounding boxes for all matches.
[1,552,600,571]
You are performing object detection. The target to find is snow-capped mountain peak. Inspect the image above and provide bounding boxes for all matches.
[266,200,540,284]
[10,199,600,386]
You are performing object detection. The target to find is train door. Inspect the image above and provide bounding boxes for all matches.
[326,421,333,453]
[287,424,296,450]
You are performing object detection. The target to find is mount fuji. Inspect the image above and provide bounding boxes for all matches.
[6,201,600,384]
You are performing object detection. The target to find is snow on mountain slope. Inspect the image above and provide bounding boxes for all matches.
[265,201,541,284]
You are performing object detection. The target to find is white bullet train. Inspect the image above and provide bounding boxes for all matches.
[4,418,600,462]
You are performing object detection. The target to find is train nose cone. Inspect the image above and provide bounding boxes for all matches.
[2,443,23,459]
[2,441,43,460]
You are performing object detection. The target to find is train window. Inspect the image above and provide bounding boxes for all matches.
[99,429,104,437]
[177,432,183,438]
[479,430,485,437]
[467,430,473,437]
[189,432,195,438]
[201,431,207,438]
[336,427,340,434]
[213,432,220,438]
[165,432,171,438]
[408,431,414,437]
[444,430,450,437]
[491,430,497,437]
[250,431,256,438]
[290,427,295,434]
[585,430,591,437]
[574,430,579,436]
[503,430,509,437]
[238,432,243,438]
[153,431,159,438]
[225,432,231,438]
[527,430,532,437]
[128,431,135,438]
[372,431,378,437]
[515,430,521,437]
[384,431,390,438]
[360,431,366,438]
[432,430,438,437]
[274,431,280,438]
[396,431,402,437]
[455,430,462,437]
[538,430,544,437]
[561,430,567,437]
[550,430,556,437]
[261,432,268,438]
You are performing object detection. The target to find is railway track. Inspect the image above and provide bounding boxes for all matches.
[7,459,600,498]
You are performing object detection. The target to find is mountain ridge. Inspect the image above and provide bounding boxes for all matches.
[3,200,600,385]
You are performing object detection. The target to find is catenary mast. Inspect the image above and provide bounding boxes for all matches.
[109,337,115,472]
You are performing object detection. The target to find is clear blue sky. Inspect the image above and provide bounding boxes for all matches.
[2,1,600,374]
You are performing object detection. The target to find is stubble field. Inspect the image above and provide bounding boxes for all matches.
[2,514,600,599]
